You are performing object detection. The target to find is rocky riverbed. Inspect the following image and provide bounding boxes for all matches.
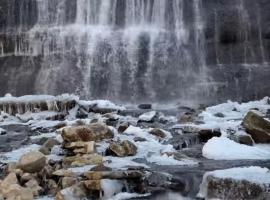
[0,94,270,200]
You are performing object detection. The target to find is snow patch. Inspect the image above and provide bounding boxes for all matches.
[203,137,270,160]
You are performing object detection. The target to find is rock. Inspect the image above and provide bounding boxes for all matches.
[0,172,18,192]
[117,122,129,133]
[242,111,270,143]
[138,111,157,122]
[198,129,221,142]
[1,184,34,200]
[39,138,59,155]
[25,179,42,196]
[62,123,114,142]
[47,179,58,195]
[84,180,101,191]
[178,113,193,124]
[57,183,87,200]
[199,174,270,200]
[234,134,254,146]
[134,137,147,142]
[6,162,17,173]
[62,177,77,189]
[21,173,36,183]
[84,170,143,180]
[107,140,137,157]
[18,151,46,173]
[63,154,103,167]
[64,141,95,154]
[138,104,152,109]
[53,169,76,177]
[214,112,225,118]
[149,128,167,138]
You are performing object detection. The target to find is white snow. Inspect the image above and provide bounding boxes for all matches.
[138,111,157,122]
[198,166,270,198]
[203,137,270,160]
[108,192,150,200]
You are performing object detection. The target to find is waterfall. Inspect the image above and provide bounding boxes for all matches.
[0,0,269,104]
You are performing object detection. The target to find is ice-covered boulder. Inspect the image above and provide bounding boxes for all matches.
[198,167,270,200]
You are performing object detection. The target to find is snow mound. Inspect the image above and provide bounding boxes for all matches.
[203,137,270,160]
[79,99,125,111]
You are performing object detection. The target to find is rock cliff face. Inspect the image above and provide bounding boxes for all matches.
[0,0,269,104]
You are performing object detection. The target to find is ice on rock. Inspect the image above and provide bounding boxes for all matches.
[203,137,270,160]
[79,99,126,111]
[0,127,6,134]
[101,179,124,199]
[198,166,270,199]
[138,111,157,122]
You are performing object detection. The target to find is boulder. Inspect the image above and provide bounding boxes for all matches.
[62,123,114,142]
[18,151,46,173]
[242,111,270,143]
[61,177,77,189]
[64,141,95,154]
[1,184,34,200]
[117,122,129,133]
[25,179,42,196]
[138,111,157,122]
[149,128,167,138]
[47,179,58,195]
[107,140,137,157]
[84,180,101,191]
[56,183,87,200]
[0,172,18,192]
[53,169,76,177]
[232,134,254,146]
[199,175,270,200]
[63,154,103,167]
[39,138,59,155]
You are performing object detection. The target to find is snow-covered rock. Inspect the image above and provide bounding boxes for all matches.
[198,166,270,200]
[138,111,157,122]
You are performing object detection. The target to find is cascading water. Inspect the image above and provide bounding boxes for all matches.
[0,0,269,104]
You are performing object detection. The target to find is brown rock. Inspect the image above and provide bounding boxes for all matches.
[117,122,129,133]
[21,173,36,183]
[242,111,270,143]
[0,172,18,192]
[18,151,46,173]
[63,154,103,167]
[39,138,59,155]
[84,180,101,191]
[107,140,137,157]
[62,123,113,142]
[25,179,42,196]
[149,128,167,138]
[2,184,34,200]
[53,169,76,177]
[65,141,95,154]
[47,179,58,195]
[61,177,78,189]
[238,135,254,146]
